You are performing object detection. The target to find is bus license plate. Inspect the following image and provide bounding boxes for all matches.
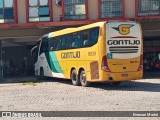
[121,74,128,77]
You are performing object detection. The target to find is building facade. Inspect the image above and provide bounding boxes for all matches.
[0,0,159,26]
[0,0,160,77]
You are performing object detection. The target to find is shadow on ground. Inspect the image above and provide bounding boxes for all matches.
[143,72,160,79]
[92,81,160,92]
[0,74,160,92]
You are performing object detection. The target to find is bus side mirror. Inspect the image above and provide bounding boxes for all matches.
[31,50,35,57]
[31,46,38,57]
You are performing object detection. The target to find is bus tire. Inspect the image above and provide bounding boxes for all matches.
[40,68,45,80]
[112,82,122,86]
[79,70,90,87]
[71,69,80,86]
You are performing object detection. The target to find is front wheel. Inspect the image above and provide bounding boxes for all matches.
[79,70,90,87]
[71,69,80,86]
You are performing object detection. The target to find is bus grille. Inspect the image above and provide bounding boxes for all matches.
[109,46,139,53]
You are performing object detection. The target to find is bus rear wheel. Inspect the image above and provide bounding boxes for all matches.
[79,70,90,87]
[71,69,80,86]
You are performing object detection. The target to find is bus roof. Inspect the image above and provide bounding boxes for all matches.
[45,21,139,38]
[48,22,106,38]
[108,20,138,23]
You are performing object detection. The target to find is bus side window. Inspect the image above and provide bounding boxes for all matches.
[54,37,61,51]
[89,27,99,46]
[82,30,90,47]
[48,38,54,51]
[71,33,76,48]
[67,34,73,49]
[71,32,81,49]
[83,40,89,47]
[61,36,67,50]
[40,38,49,55]
[72,42,76,48]
[65,35,69,49]
[49,37,58,51]
[75,32,81,48]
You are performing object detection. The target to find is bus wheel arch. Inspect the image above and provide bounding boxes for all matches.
[78,68,90,87]
[70,68,80,86]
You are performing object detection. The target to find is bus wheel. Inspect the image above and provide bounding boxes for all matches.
[112,82,122,86]
[80,70,90,87]
[71,69,80,86]
[40,68,45,80]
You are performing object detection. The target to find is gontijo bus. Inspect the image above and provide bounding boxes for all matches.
[31,21,143,87]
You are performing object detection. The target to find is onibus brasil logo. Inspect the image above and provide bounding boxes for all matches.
[112,24,134,35]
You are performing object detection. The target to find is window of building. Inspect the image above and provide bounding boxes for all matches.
[28,0,50,22]
[63,0,87,20]
[138,0,160,16]
[0,0,14,23]
[100,0,123,18]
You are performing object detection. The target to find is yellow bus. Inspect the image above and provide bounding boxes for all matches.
[31,21,143,87]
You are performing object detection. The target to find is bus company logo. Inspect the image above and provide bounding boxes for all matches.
[112,24,134,35]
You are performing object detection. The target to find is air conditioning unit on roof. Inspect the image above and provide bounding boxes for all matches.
[56,0,61,6]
